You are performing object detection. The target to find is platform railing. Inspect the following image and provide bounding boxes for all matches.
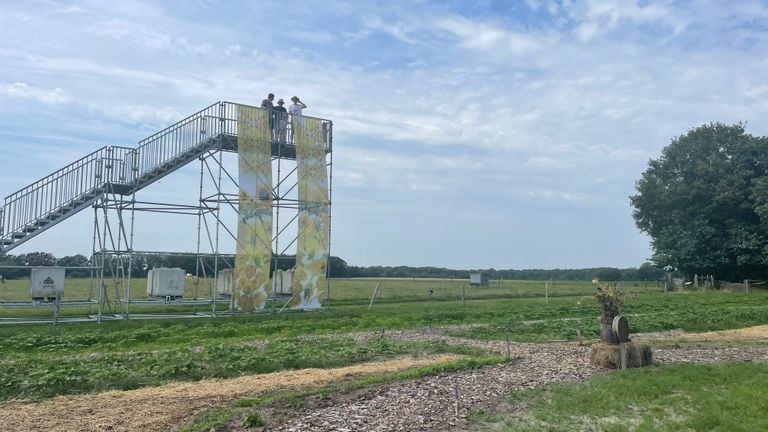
[1,146,135,241]
[135,102,233,179]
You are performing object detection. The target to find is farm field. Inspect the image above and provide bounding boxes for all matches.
[0,276,663,319]
[0,278,765,431]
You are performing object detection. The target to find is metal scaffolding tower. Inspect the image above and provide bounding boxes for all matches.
[0,101,333,323]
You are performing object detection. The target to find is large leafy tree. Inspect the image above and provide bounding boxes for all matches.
[631,123,768,281]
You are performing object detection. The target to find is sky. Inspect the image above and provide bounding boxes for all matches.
[1,0,768,269]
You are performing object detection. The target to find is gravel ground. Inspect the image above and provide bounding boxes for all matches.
[268,328,768,432]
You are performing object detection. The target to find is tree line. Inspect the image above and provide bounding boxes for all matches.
[0,251,665,281]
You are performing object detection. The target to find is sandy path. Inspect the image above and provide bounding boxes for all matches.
[635,324,768,343]
[677,324,768,342]
[0,354,462,432]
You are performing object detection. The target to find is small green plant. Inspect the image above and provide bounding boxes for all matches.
[243,412,265,428]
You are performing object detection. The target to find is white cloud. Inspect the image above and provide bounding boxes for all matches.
[565,0,682,41]
[434,16,549,56]
[525,156,573,169]
[526,189,590,203]
[86,103,183,127]
[291,31,334,44]
[362,16,418,44]
[3,82,67,104]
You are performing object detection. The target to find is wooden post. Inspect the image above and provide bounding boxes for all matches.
[454,384,459,417]
[619,342,627,370]
[576,320,582,343]
[505,330,511,359]
[745,279,750,294]
[368,279,381,310]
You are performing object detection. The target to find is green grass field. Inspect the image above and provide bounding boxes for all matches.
[470,362,768,431]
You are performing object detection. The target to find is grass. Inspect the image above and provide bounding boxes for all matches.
[471,362,768,431]
[2,291,766,355]
[0,336,484,401]
[450,291,768,342]
[176,407,234,432]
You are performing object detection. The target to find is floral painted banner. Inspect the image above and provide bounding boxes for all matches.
[291,117,330,309]
[234,105,272,311]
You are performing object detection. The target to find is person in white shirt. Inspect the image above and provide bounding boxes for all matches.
[288,96,307,115]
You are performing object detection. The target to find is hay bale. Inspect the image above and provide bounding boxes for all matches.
[589,342,653,369]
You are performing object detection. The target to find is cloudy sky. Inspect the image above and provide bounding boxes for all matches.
[1,0,767,269]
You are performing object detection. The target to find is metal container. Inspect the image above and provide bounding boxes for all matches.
[217,268,234,296]
[147,267,186,298]
[272,269,294,295]
[30,267,65,300]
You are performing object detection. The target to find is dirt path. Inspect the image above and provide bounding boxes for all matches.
[0,354,462,432]
[641,324,768,343]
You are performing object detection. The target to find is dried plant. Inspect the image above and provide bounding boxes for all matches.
[592,278,625,318]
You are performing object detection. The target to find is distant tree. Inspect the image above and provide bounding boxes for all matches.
[57,254,91,277]
[637,262,664,280]
[16,252,57,267]
[57,254,90,267]
[620,267,639,281]
[594,267,623,281]
[631,123,768,280]
[0,253,20,279]
[327,256,349,278]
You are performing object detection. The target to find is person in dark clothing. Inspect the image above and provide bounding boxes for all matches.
[273,98,288,142]
[261,93,275,138]
[261,93,274,109]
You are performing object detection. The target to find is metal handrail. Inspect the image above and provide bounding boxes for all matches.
[1,146,138,238]
[1,101,333,249]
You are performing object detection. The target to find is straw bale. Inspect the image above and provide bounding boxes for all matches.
[589,342,653,369]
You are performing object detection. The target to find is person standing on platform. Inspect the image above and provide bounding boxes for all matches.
[261,93,275,109]
[288,96,307,143]
[288,96,306,116]
[261,93,275,139]
[273,98,288,142]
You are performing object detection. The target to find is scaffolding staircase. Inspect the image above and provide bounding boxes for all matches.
[0,102,247,254]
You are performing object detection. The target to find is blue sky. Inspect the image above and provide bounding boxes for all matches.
[1,0,768,269]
